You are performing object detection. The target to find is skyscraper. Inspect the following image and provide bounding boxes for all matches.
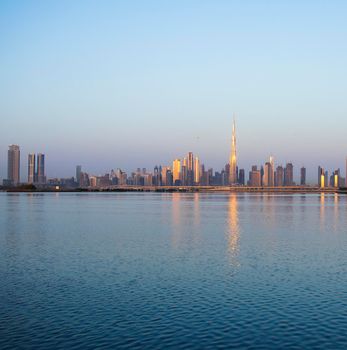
[276,166,284,187]
[28,154,36,184]
[172,159,181,185]
[333,169,340,188]
[249,166,261,187]
[187,152,194,186]
[318,167,325,188]
[229,118,237,185]
[161,166,171,186]
[36,153,46,184]
[238,169,245,185]
[263,157,274,187]
[284,163,294,186]
[194,157,200,184]
[300,167,306,186]
[269,156,275,186]
[263,162,271,187]
[7,145,20,185]
[318,166,322,186]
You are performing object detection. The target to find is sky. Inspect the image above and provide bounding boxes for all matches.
[1,0,347,183]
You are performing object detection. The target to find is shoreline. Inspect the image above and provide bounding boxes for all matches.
[2,186,346,194]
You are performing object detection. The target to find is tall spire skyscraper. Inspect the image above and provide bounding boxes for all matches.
[229,117,237,185]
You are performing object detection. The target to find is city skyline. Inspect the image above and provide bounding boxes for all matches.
[1,118,346,183]
[2,121,347,187]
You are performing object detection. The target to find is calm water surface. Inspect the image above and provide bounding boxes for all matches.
[0,192,347,349]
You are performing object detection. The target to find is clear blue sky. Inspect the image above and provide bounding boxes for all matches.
[1,0,347,182]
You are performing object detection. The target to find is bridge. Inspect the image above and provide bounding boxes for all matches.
[86,185,341,193]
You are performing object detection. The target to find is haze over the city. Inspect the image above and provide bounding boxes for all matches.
[1,0,347,182]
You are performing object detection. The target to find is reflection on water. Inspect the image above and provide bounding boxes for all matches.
[171,193,201,248]
[171,193,182,248]
[1,193,347,350]
[193,193,200,229]
[227,194,240,265]
[320,193,325,229]
[334,193,339,229]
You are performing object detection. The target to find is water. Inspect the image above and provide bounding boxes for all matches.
[1,192,347,349]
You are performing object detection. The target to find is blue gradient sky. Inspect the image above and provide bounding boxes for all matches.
[1,0,347,182]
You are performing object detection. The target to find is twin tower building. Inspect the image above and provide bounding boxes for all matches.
[28,153,46,185]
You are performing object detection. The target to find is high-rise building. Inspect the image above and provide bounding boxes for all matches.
[249,167,261,187]
[284,163,294,186]
[276,166,284,187]
[269,156,275,186]
[318,167,325,188]
[172,159,181,185]
[76,165,82,186]
[260,166,264,186]
[333,170,340,188]
[263,157,274,187]
[28,154,36,184]
[187,152,194,186]
[263,162,271,187]
[181,165,187,186]
[36,153,46,184]
[153,166,160,186]
[300,167,306,186]
[224,163,230,185]
[7,145,20,185]
[194,157,200,184]
[161,166,171,186]
[238,169,245,185]
[229,118,237,184]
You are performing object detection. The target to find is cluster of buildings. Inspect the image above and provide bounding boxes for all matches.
[2,121,347,189]
[3,145,46,187]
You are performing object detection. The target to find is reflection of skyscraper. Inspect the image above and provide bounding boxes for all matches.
[36,153,46,184]
[28,154,36,184]
[229,118,237,185]
[7,145,20,185]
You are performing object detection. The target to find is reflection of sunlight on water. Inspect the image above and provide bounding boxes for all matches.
[171,193,181,248]
[319,193,341,232]
[334,193,339,231]
[193,193,200,229]
[227,194,240,266]
[320,193,325,230]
